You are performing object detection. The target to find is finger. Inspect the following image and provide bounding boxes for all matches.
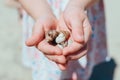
[58,64,66,71]
[66,45,87,60]
[26,22,44,46]
[45,55,66,64]
[37,40,62,55]
[70,18,84,43]
[63,41,84,56]
[83,18,92,44]
[57,64,67,70]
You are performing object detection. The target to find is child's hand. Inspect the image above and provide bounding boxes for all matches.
[26,14,67,65]
[59,5,92,61]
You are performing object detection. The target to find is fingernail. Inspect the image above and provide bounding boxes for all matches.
[75,35,84,43]
[59,64,67,71]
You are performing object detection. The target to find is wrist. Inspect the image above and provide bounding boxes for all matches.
[19,0,55,21]
[35,12,57,27]
[67,0,99,10]
[67,0,85,10]
[34,9,54,21]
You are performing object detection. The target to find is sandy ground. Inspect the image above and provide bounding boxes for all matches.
[0,0,120,80]
[0,0,32,80]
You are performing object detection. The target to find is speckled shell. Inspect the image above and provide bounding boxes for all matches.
[46,30,71,48]
[45,30,59,43]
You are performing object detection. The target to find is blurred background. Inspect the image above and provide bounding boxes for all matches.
[0,0,120,80]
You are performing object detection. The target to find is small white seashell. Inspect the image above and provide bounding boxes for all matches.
[59,41,68,48]
[57,44,64,49]
[68,39,73,46]
[55,33,66,44]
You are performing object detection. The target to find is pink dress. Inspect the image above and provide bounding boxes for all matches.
[22,0,108,80]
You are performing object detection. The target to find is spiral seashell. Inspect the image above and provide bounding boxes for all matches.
[45,30,59,43]
[46,30,71,48]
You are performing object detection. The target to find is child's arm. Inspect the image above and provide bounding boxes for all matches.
[60,0,99,60]
[18,0,54,20]
[18,0,57,50]
[18,0,67,65]
[6,0,21,8]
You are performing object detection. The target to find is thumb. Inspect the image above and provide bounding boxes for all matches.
[26,21,44,46]
[71,19,84,43]
[83,18,92,44]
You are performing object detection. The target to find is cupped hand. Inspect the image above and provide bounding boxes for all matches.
[60,6,92,61]
[25,14,67,66]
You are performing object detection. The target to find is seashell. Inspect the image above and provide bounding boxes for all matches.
[59,41,68,48]
[55,31,70,44]
[57,44,64,49]
[45,30,59,43]
[55,32,66,43]
[68,39,73,46]
[60,31,70,40]
[46,30,71,47]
